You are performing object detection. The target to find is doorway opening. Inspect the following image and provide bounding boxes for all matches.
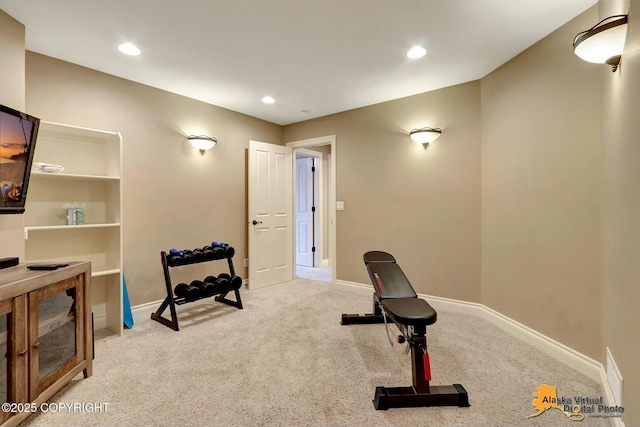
[287,136,336,284]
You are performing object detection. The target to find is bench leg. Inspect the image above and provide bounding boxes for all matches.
[374,325,470,410]
[341,293,385,325]
[374,384,469,410]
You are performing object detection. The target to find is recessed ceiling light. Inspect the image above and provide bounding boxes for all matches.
[261,96,275,104]
[118,43,141,56]
[407,46,427,59]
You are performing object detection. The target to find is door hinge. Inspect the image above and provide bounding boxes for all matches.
[311,206,316,212]
[312,166,316,173]
[312,246,316,252]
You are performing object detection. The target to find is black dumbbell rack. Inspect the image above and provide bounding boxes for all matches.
[151,247,243,331]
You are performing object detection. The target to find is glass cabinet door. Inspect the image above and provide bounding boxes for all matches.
[0,297,27,425]
[28,276,85,399]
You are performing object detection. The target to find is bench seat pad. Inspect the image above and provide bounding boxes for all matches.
[363,251,396,264]
[382,298,437,327]
[366,262,417,300]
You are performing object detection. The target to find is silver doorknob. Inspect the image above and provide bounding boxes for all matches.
[252,220,263,225]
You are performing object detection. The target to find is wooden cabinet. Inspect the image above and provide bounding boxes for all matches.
[0,296,26,426]
[24,121,123,336]
[0,262,92,427]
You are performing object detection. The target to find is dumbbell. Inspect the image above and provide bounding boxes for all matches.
[211,240,229,249]
[189,279,214,297]
[211,246,226,260]
[199,278,217,297]
[224,246,235,258]
[204,275,222,295]
[229,275,242,291]
[168,248,184,265]
[189,280,205,299]
[215,274,231,294]
[190,280,205,297]
[192,249,204,262]
[182,250,194,263]
[202,246,215,261]
[174,282,200,301]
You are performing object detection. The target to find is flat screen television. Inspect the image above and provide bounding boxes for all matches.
[0,103,40,214]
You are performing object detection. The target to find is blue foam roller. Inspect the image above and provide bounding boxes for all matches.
[123,275,134,329]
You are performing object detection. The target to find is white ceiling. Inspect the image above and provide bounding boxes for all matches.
[0,0,596,126]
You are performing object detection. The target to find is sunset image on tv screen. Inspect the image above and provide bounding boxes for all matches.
[0,111,34,205]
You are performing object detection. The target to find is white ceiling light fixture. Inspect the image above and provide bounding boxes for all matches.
[573,15,628,72]
[261,96,276,104]
[409,127,442,149]
[187,135,217,155]
[118,42,141,56]
[407,46,427,59]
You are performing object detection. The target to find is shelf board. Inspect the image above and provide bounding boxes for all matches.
[92,268,121,278]
[0,311,76,342]
[40,120,121,138]
[25,223,121,232]
[31,172,120,181]
[38,311,75,338]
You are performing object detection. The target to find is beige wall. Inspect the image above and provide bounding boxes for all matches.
[25,53,282,306]
[481,8,602,360]
[600,0,640,424]
[0,10,26,260]
[284,82,483,302]
[0,10,24,110]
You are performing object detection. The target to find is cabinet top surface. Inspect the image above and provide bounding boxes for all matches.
[0,262,91,300]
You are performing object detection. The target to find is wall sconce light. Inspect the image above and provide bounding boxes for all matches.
[409,127,442,149]
[573,15,628,72]
[188,135,217,155]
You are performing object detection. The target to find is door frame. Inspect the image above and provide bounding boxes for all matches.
[287,135,336,285]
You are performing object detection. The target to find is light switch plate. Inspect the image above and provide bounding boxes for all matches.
[336,201,345,211]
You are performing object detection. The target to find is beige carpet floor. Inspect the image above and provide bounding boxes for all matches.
[296,265,332,282]
[22,278,613,427]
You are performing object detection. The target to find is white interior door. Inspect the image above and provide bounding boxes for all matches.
[296,157,314,267]
[248,140,293,289]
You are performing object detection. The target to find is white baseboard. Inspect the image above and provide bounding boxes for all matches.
[424,293,602,381]
[599,363,625,427]
[335,280,373,294]
[131,299,165,325]
[321,259,330,268]
[335,280,624,426]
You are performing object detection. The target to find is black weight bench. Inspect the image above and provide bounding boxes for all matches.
[341,251,469,410]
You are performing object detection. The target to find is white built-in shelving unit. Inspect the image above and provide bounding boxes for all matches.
[23,121,123,336]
